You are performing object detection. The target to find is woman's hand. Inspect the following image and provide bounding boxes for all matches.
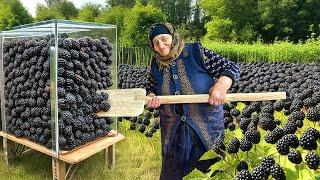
[208,76,233,106]
[146,94,161,108]
[209,86,227,106]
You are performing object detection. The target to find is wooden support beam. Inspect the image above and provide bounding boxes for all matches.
[105,144,115,168]
[52,158,66,180]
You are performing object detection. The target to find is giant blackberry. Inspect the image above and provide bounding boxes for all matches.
[300,129,318,150]
[230,108,240,117]
[276,138,290,155]
[305,152,319,170]
[100,100,110,111]
[245,130,260,144]
[251,165,268,180]
[239,118,251,132]
[287,149,302,164]
[236,161,249,172]
[239,138,252,152]
[265,127,284,144]
[270,163,286,180]
[288,110,305,121]
[227,137,240,154]
[306,106,320,122]
[236,170,252,180]
[273,100,284,111]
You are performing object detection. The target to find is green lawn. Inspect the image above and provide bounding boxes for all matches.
[0,121,162,180]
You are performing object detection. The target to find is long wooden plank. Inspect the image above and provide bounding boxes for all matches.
[0,131,54,157]
[60,134,124,164]
[0,131,125,164]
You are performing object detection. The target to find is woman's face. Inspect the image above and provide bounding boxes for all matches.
[152,34,172,56]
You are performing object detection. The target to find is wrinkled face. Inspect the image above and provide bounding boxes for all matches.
[152,34,173,56]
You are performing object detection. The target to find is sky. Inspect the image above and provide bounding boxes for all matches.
[20,0,106,17]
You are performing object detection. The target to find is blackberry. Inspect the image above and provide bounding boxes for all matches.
[58,48,71,60]
[303,97,317,107]
[288,110,305,121]
[273,100,284,111]
[143,117,150,126]
[212,139,226,155]
[283,121,297,135]
[289,99,303,111]
[251,165,268,180]
[300,130,318,150]
[236,170,252,180]
[306,106,320,122]
[261,104,274,114]
[130,122,136,130]
[305,127,320,140]
[230,108,240,117]
[239,118,251,131]
[227,137,240,154]
[287,149,302,164]
[239,138,252,152]
[228,122,236,131]
[237,161,249,172]
[100,100,110,111]
[265,127,284,144]
[259,117,276,131]
[138,125,146,133]
[260,156,275,174]
[305,152,319,170]
[65,93,77,105]
[282,134,299,148]
[270,163,285,180]
[251,114,259,125]
[245,130,260,144]
[276,139,289,155]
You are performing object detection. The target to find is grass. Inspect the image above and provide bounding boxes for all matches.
[0,121,162,180]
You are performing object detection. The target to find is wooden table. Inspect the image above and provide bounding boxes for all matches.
[0,131,125,180]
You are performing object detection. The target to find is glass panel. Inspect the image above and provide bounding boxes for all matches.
[0,20,117,155]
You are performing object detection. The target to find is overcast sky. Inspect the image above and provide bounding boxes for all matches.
[20,0,106,17]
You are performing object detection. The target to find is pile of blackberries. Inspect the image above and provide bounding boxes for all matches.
[3,34,114,150]
[117,64,155,90]
[119,108,160,137]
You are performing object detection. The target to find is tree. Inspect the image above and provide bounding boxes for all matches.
[150,0,192,26]
[0,0,33,30]
[77,3,101,22]
[259,0,320,42]
[35,0,78,21]
[106,0,148,8]
[200,0,260,42]
[95,6,129,41]
[121,2,166,47]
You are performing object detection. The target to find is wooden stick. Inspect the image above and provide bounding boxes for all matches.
[140,92,287,104]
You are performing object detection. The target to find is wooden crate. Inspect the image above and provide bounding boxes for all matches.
[0,130,125,180]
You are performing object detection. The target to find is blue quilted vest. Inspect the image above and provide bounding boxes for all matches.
[150,42,225,155]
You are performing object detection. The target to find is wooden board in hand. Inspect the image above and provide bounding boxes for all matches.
[96,88,286,117]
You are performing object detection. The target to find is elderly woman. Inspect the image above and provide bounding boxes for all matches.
[146,22,240,179]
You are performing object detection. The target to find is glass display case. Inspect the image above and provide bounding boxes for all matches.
[0,20,117,157]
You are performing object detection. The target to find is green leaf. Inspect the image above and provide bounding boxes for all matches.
[183,168,207,180]
[209,160,224,173]
[199,150,216,161]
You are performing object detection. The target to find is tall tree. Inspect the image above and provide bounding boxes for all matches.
[35,0,78,21]
[0,0,33,30]
[77,3,101,22]
[121,2,166,47]
[150,0,192,26]
[95,6,129,39]
[259,0,320,42]
[200,0,261,42]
